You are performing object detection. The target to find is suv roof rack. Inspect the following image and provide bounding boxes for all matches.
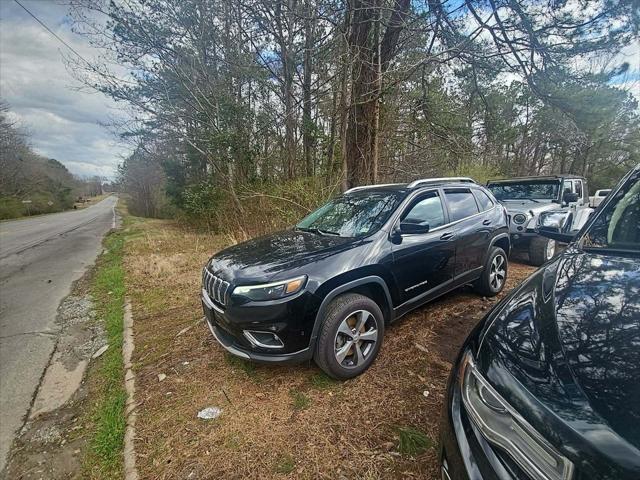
[344,183,404,194]
[487,174,585,183]
[343,177,476,194]
[407,177,476,188]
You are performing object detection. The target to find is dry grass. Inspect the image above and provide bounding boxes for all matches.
[123,218,535,480]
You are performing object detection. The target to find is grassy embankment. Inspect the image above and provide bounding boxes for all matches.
[81,212,129,478]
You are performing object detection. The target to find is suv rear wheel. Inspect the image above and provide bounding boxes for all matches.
[314,293,384,380]
[529,236,555,266]
[475,246,508,297]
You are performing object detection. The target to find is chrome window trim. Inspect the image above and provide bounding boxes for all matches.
[389,186,498,237]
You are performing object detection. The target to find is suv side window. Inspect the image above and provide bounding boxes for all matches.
[402,192,445,229]
[445,189,480,222]
[575,180,583,200]
[473,189,494,211]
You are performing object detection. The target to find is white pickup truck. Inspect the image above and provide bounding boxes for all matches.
[589,189,611,208]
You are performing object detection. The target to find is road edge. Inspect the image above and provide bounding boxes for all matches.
[123,300,138,480]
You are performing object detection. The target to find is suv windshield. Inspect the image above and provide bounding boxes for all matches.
[582,171,640,254]
[296,191,401,238]
[488,181,560,200]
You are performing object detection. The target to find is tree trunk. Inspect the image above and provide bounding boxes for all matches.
[345,0,376,188]
[302,0,314,176]
[344,0,410,188]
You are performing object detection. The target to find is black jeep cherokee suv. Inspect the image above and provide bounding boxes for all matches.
[201,177,510,379]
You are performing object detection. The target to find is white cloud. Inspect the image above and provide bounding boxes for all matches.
[0,0,131,179]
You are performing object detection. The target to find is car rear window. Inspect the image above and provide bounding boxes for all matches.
[445,189,480,222]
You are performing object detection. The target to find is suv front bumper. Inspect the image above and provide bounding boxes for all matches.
[201,289,313,364]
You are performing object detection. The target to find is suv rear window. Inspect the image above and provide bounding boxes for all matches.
[445,189,479,222]
[473,189,494,211]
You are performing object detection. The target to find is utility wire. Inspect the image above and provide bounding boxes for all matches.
[13,0,94,70]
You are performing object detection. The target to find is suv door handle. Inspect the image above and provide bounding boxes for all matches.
[440,232,455,240]
[483,219,492,225]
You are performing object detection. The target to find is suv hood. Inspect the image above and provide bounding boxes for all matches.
[477,249,640,474]
[207,229,356,284]
[497,199,558,214]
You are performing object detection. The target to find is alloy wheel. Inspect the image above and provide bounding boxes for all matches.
[334,310,378,368]
[489,254,506,290]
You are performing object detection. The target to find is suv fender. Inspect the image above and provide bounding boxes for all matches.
[308,276,393,355]
[485,232,510,263]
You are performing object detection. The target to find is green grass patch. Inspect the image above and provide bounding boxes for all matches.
[274,453,295,474]
[83,229,127,479]
[308,371,337,390]
[224,352,260,379]
[289,389,311,411]
[396,426,433,457]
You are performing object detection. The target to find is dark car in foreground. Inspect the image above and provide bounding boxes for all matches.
[440,165,640,480]
[201,177,510,379]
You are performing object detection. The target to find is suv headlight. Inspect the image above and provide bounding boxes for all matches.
[232,275,307,301]
[459,351,574,480]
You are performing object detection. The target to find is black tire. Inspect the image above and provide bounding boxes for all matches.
[313,293,384,380]
[475,247,508,297]
[529,236,556,266]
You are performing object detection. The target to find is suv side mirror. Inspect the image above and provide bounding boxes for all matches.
[400,221,430,234]
[563,191,579,204]
[535,210,576,243]
[537,226,576,243]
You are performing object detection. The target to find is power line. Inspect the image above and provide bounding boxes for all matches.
[12,0,94,70]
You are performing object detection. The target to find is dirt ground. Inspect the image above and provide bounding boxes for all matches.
[124,219,536,480]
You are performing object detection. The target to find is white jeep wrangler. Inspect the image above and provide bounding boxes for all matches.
[487,175,594,265]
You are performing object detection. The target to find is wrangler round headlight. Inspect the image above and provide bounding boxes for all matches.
[513,213,527,225]
[232,276,307,301]
[459,351,574,480]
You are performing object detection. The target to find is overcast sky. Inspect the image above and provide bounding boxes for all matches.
[0,0,131,179]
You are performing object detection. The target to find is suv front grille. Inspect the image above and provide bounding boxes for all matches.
[202,269,231,306]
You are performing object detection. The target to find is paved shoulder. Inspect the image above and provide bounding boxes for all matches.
[0,195,118,473]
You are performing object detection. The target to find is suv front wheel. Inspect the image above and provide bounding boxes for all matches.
[314,293,385,380]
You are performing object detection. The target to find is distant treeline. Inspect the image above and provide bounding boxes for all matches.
[0,101,105,220]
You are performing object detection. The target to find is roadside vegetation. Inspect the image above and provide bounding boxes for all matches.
[0,101,108,220]
[82,222,128,479]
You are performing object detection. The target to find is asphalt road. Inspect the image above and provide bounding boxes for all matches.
[0,196,118,473]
